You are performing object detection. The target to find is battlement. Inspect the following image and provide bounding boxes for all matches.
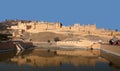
[9,20,120,38]
[11,21,96,32]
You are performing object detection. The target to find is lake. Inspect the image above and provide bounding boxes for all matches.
[0,48,120,71]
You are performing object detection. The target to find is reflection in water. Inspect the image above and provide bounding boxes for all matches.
[0,48,120,71]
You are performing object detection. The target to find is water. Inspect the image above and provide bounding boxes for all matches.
[0,48,120,71]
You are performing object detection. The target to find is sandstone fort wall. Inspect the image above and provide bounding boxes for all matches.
[10,21,120,37]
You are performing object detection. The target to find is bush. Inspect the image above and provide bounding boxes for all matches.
[0,34,11,41]
[47,40,50,43]
[54,37,60,42]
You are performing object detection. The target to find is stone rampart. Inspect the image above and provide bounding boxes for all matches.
[57,40,93,47]
[9,21,120,38]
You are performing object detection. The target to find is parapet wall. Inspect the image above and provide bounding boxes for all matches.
[57,40,93,47]
[9,21,120,38]
[57,40,101,49]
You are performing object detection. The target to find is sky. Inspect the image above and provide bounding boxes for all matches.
[0,0,120,30]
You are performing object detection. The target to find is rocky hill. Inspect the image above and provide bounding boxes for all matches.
[0,20,33,30]
[0,20,33,33]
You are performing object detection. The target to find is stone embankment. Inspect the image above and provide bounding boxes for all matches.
[33,40,101,50]
[101,44,120,56]
[56,40,101,49]
[56,40,92,47]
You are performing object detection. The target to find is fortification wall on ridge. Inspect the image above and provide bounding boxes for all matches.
[10,21,120,38]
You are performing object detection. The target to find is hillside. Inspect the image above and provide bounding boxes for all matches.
[0,20,33,30]
[22,32,68,42]
[0,20,119,43]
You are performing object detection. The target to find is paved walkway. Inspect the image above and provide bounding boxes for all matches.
[101,44,120,56]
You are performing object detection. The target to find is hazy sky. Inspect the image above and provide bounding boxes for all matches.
[0,0,120,30]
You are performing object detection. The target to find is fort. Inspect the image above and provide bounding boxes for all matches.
[5,20,120,49]
[0,20,120,69]
[9,20,119,37]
